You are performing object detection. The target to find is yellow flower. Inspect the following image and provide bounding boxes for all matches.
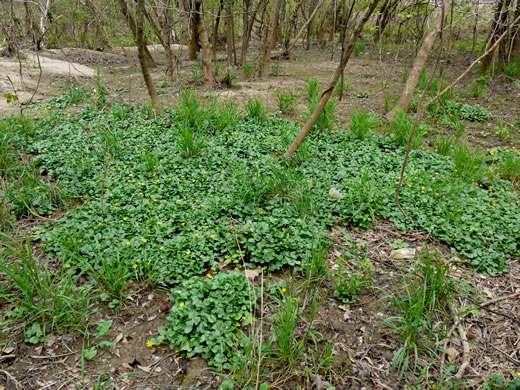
[129,174,133,177]
[126,241,131,246]
[160,246,165,250]
[158,222,162,225]
[177,199,181,203]
[200,204,204,208]
[282,288,286,293]
[186,250,191,255]
[65,264,71,268]
[179,302,185,307]
[156,179,160,183]
[123,217,128,221]
[192,179,196,183]
[174,165,178,169]
[207,273,213,279]
[236,322,241,327]
[195,200,199,203]
[165,297,169,302]
[147,340,153,348]
[435,193,440,196]
[169,178,172,181]
[218,181,222,185]
[153,172,157,176]
[182,222,186,226]
[202,170,207,174]
[142,239,148,243]
[489,230,493,234]
[115,203,120,206]
[133,263,137,269]
[211,234,215,238]
[194,233,199,237]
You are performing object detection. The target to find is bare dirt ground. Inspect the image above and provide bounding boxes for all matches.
[1,44,519,389]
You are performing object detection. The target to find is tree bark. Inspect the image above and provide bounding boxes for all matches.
[513,0,520,58]
[481,0,508,74]
[386,0,452,121]
[284,0,381,158]
[136,0,163,114]
[195,0,213,89]
[115,0,155,67]
[260,0,283,77]
[225,0,234,66]
[212,0,223,60]
[187,0,201,60]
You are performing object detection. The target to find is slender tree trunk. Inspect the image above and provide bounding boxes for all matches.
[195,0,213,89]
[284,0,381,158]
[255,2,269,76]
[212,0,223,60]
[512,0,520,57]
[471,0,479,53]
[317,0,333,46]
[498,0,512,67]
[283,0,325,57]
[386,0,452,121]
[260,0,282,77]
[115,0,155,67]
[187,0,201,60]
[136,0,162,114]
[481,0,507,74]
[225,0,234,66]
[160,0,178,78]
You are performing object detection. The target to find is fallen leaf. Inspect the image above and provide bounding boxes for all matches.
[329,187,344,199]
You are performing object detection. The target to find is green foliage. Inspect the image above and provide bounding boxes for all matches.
[48,82,90,108]
[246,97,267,120]
[304,78,336,131]
[350,111,380,140]
[492,147,520,185]
[333,77,349,97]
[94,72,108,108]
[155,270,252,370]
[221,70,234,88]
[0,233,95,335]
[482,373,520,390]
[22,102,520,286]
[434,134,456,156]
[243,62,254,79]
[275,89,298,114]
[191,62,203,85]
[494,117,515,141]
[353,41,365,56]
[383,247,460,381]
[391,112,425,148]
[443,100,493,122]
[472,75,488,98]
[505,61,520,79]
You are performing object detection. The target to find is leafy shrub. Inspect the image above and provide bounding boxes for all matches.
[353,42,365,56]
[155,270,252,370]
[443,100,493,122]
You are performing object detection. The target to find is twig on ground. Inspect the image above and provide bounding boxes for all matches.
[449,302,470,380]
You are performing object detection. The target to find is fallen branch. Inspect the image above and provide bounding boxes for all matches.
[449,302,470,381]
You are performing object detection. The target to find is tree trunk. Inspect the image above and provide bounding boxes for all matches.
[115,0,155,67]
[195,0,214,89]
[283,0,325,57]
[386,0,452,121]
[481,0,507,74]
[255,2,269,76]
[305,0,319,50]
[212,0,224,60]
[284,0,381,158]
[471,0,479,53]
[136,0,163,114]
[260,0,282,77]
[225,0,234,66]
[512,0,520,58]
[187,0,201,60]
[317,0,333,46]
[160,0,178,79]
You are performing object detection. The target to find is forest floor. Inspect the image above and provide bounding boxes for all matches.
[0,43,519,390]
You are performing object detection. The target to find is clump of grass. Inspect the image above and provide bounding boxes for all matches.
[304,78,336,131]
[0,233,96,337]
[221,70,234,88]
[275,89,298,114]
[191,62,203,85]
[496,151,520,184]
[383,246,461,381]
[494,117,514,141]
[471,75,488,98]
[505,60,519,79]
[350,111,380,139]
[246,97,267,120]
[243,62,254,79]
[353,41,365,56]
[177,89,201,128]
[451,141,487,180]
[391,112,424,148]
[434,134,456,156]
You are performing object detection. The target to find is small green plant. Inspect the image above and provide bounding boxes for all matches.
[246,96,267,120]
[384,94,396,113]
[391,239,409,249]
[191,62,204,85]
[94,72,108,108]
[353,41,365,56]
[471,75,488,98]
[24,323,48,344]
[155,270,253,370]
[243,62,254,78]
[221,70,234,88]
[496,150,520,184]
[177,89,201,128]
[391,112,424,148]
[451,141,487,181]
[213,61,220,78]
[301,239,329,283]
[350,111,380,140]
[435,134,456,156]
[82,320,114,361]
[505,60,519,79]
[271,61,281,76]
[444,100,493,122]
[333,272,369,306]
[494,117,514,141]
[276,89,298,114]
[177,125,204,158]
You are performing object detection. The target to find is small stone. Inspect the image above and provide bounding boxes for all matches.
[390,248,416,260]
[329,188,344,199]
